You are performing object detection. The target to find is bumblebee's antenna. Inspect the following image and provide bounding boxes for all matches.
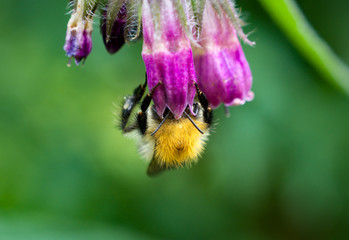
[151,112,170,136]
[184,111,204,134]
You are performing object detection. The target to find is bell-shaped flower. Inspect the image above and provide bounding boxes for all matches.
[192,1,254,108]
[141,0,197,119]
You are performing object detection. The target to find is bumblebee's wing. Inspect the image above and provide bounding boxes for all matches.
[147,158,166,176]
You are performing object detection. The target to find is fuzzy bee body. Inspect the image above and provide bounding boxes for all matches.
[120,76,212,176]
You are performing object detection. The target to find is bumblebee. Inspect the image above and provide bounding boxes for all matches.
[120,76,213,176]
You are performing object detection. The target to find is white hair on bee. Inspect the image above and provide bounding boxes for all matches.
[112,98,155,162]
[112,100,122,128]
[113,97,154,162]
[137,134,155,162]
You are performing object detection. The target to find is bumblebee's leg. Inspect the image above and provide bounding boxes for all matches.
[121,75,147,133]
[195,83,213,126]
[137,81,162,135]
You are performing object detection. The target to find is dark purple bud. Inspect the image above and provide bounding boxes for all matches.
[101,3,127,54]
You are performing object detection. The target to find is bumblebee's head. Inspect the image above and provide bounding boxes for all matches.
[144,105,210,175]
[120,79,213,176]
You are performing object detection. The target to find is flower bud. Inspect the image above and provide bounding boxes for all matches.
[142,0,197,119]
[64,0,97,66]
[100,2,127,54]
[193,2,254,108]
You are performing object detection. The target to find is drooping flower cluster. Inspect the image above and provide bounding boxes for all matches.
[64,0,254,112]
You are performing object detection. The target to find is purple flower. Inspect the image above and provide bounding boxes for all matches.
[64,0,97,66]
[100,3,127,54]
[193,2,254,108]
[141,0,197,119]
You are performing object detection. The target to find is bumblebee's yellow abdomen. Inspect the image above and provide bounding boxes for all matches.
[150,118,208,168]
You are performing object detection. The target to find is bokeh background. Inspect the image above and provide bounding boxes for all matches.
[1,0,349,239]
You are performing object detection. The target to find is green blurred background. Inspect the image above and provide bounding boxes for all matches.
[1,0,349,239]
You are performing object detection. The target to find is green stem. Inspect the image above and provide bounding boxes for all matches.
[258,0,349,94]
